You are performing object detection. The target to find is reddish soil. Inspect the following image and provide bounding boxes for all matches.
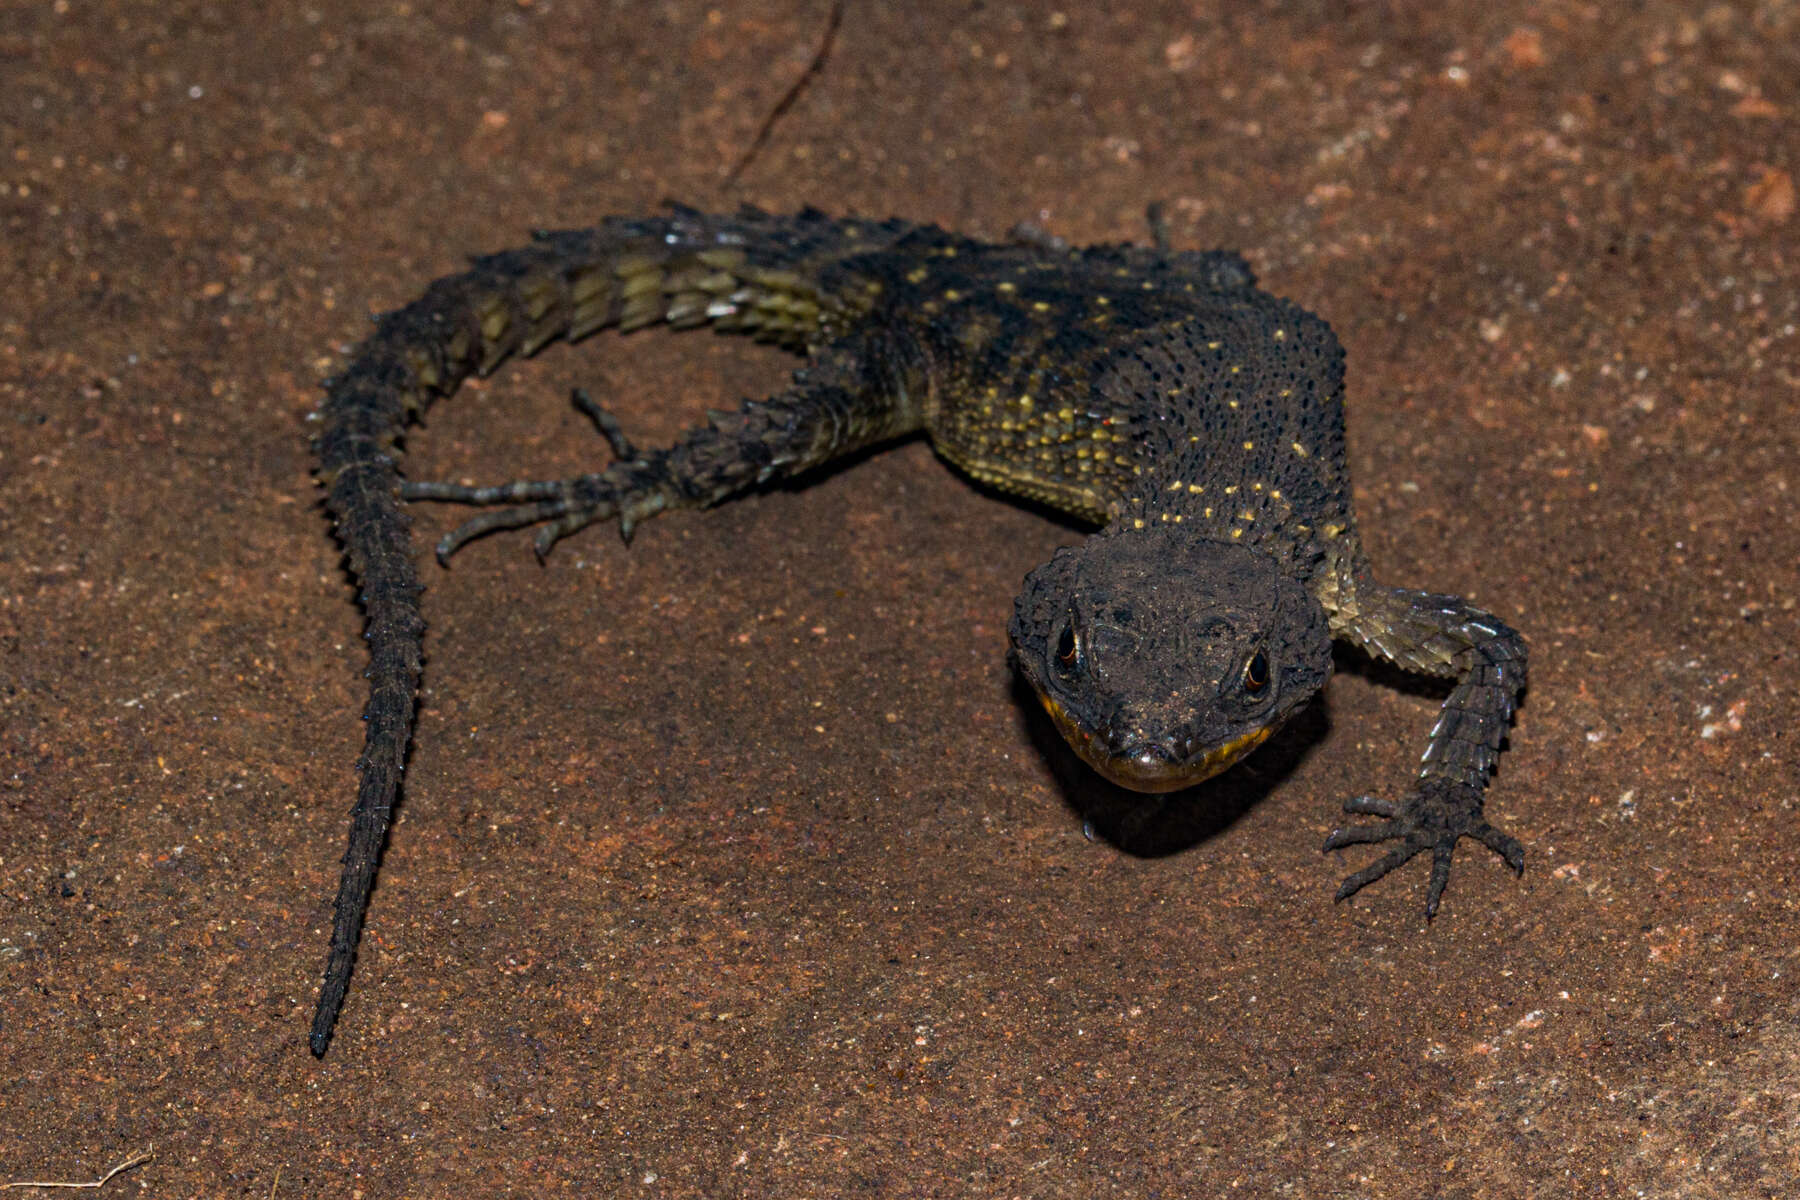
[3,2,1796,1195]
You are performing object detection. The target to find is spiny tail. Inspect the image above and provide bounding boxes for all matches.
[306,207,924,1055]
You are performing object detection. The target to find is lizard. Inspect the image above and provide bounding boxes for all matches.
[309,205,1527,1056]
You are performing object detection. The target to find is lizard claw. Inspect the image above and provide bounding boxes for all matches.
[1323,779,1523,917]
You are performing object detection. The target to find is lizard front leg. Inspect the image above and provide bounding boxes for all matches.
[1321,579,1528,915]
[403,331,925,559]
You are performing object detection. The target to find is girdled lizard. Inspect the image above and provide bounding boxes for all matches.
[310,205,1527,1056]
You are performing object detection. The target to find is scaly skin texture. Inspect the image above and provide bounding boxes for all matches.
[310,206,1527,1056]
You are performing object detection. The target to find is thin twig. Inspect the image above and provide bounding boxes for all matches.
[3,1147,153,1191]
[722,0,845,187]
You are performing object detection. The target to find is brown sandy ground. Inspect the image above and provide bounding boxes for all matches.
[2,2,1796,1195]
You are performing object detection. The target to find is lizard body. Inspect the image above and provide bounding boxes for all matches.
[310,206,1526,1056]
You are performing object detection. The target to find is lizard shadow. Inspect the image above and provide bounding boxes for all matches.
[1012,673,1333,859]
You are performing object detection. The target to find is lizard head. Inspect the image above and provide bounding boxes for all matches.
[1009,526,1332,793]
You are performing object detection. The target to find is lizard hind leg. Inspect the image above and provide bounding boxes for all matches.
[400,332,927,565]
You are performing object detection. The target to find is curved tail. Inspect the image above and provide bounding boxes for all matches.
[307,207,919,1055]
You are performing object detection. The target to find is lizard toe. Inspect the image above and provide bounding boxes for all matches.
[1321,817,1402,852]
[1333,840,1427,902]
[1478,822,1527,874]
[1340,793,1402,819]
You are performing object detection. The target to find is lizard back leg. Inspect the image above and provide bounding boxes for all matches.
[400,329,925,556]
[1320,578,1528,915]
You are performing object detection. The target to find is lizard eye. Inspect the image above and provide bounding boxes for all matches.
[1055,622,1080,673]
[1241,650,1270,694]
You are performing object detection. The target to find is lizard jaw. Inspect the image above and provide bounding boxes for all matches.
[1037,693,1273,793]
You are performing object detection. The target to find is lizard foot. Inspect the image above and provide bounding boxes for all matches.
[400,389,668,563]
[1322,781,1524,918]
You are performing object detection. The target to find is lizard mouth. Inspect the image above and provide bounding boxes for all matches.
[1036,693,1272,793]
